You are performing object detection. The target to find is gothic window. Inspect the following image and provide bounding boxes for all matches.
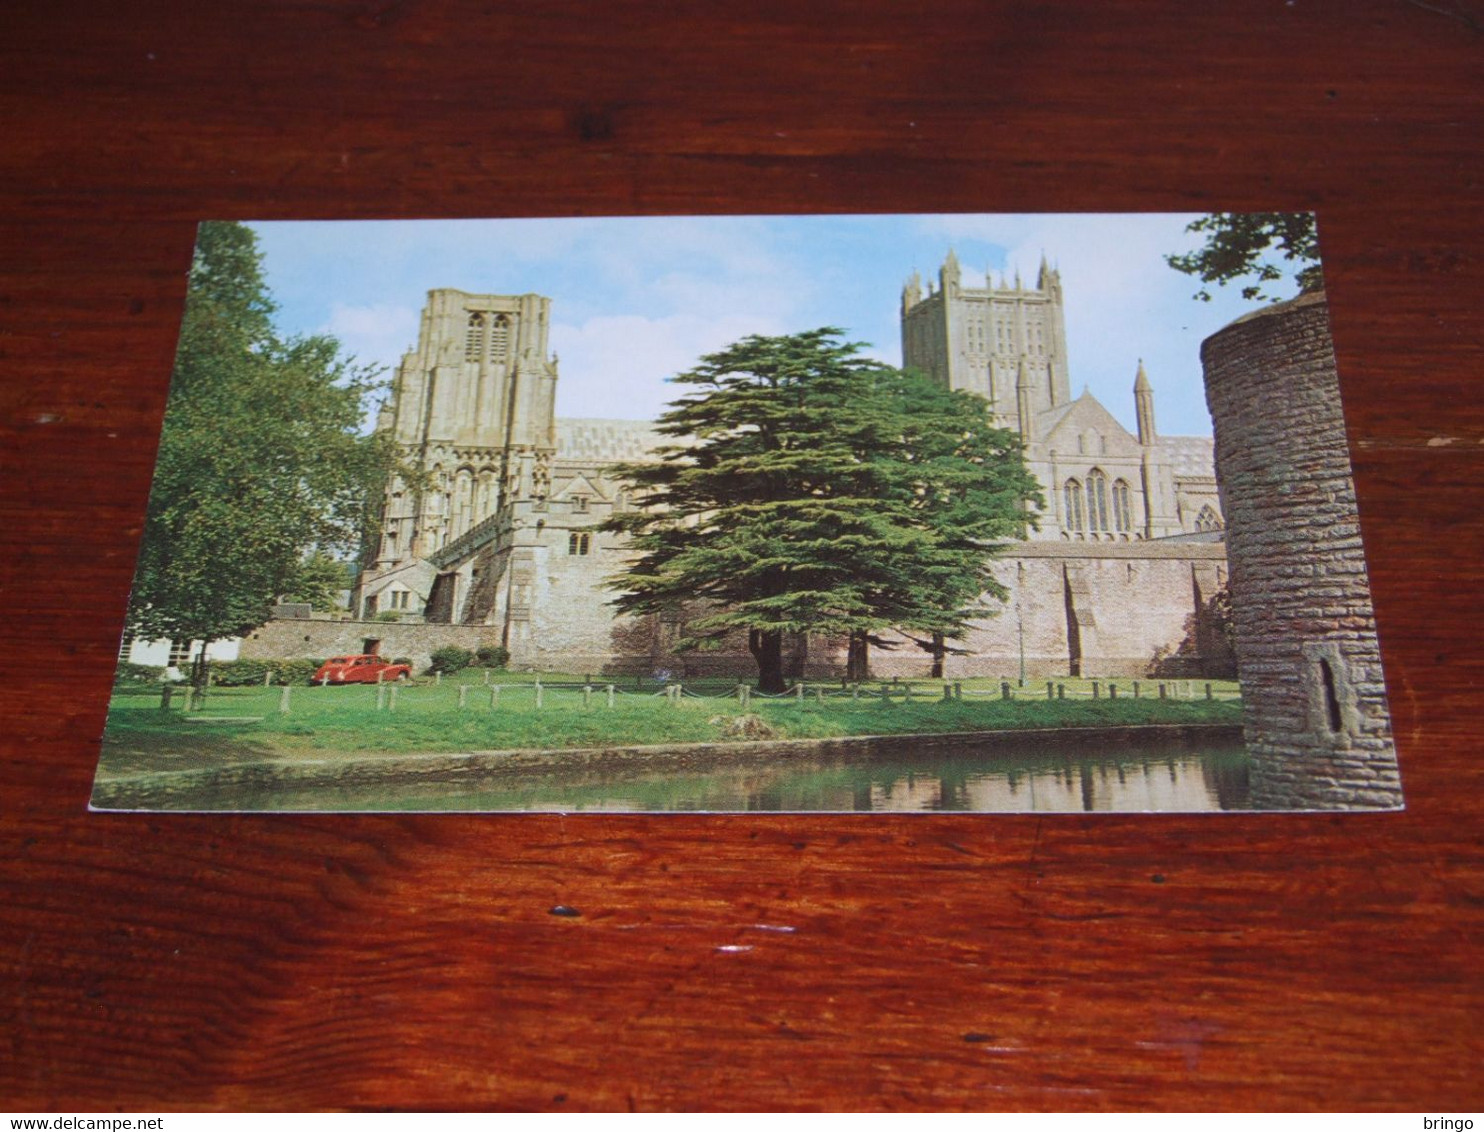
[465,312,485,361]
[568,532,591,556]
[1063,479,1086,535]
[388,589,411,611]
[490,314,510,359]
[1195,504,1224,532]
[1112,479,1133,534]
[1087,469,1110,533]
[571,495,589,513]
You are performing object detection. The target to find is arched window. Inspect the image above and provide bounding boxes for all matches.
[1195,504,1224,532]
[1112,479,1133,534]
[489,314,510,359]
[1063,479,1086,535]
[465,312,485,361]
[1087,469,1110,533]
[568,532,591,556]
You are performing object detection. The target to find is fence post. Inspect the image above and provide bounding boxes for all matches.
[264,670,273,687]
[435,671,442,686]
[490,686,500,710]
[160,685,174,712]
[851,683,860,701]
[607,684,615,708]
[278,684,291,715]
[1001,681,1011,701]
[1046,681,1054,701]
[483,669,490,685]
[388,684,398,712]
[942,684,952,702]
[1133,680,1141,699]
[458,685,469,709]
[880,683,890,702]
[1091,681,1100,700]
[1110,684,1118,700]
[1159,683,1167,699]
[1058,684,1065,700]
[376,683,387,711]
[954,682,963,701]
[796,682,804,703]
[1206,682,1214,700]
[535,681,544,709]
[583,684,592,709]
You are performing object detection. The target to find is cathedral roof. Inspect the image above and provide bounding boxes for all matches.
[555,418,670,463]
[1158,434,1217,476]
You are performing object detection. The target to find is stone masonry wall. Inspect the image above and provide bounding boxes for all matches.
[239,619,503,673]
[495,535,1226,681]
[1201,292,1401,810]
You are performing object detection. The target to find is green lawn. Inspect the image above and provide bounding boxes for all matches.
[102,672,1242,766]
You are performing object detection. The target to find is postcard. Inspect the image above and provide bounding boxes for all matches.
[93,214,1401,813]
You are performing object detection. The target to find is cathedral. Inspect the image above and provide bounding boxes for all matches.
[351,255,1230,679]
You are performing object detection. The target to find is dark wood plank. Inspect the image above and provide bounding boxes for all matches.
[2,0,1481,1111]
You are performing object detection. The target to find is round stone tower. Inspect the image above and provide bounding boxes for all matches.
[1201,291,1402,810]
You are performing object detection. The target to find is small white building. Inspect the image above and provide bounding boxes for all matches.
[124,637,241,670]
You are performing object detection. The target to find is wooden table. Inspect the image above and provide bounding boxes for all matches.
[2,0,1480,1111]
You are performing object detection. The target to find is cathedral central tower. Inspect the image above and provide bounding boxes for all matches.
[900,250,1071,423]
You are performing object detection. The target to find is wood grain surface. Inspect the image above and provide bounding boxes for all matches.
[2,0,1481,1111]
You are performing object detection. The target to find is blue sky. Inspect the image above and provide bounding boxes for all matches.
[246,214,1301,438]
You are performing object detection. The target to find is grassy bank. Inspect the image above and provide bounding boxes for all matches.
[101,674,1242,770]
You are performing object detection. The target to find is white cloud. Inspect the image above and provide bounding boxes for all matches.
[319,302,419,375]
[551,310,791,420]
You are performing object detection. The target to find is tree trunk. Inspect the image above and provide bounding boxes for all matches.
[191,640,211,689]
[929,631,946,680]
[845,630,871,683]
[749,628,786,694]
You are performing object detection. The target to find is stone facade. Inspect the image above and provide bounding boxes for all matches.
[1201,292,1401,810]
[901,252,1224,542]
[354,265,1233,680]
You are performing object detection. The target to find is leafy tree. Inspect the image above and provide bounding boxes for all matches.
[126,222,397,683]
[600,329,1040,692]
[1166,212,1322,302]
[281,550,353,612]
[885,370,1043,677]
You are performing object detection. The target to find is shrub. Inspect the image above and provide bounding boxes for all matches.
[476,645,510,669]
[391,657,413,668]
[115,661,165,685]
[374,611,402,623]
[208,657,325,686]
[428,646,474,675]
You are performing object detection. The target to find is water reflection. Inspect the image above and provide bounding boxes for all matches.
[252,737,1250,813]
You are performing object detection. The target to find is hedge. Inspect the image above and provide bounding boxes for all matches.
[208,658,326,686]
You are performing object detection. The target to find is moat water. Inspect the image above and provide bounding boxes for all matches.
[250,733,1252,813]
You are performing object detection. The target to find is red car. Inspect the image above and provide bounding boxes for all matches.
[312,655,412,685]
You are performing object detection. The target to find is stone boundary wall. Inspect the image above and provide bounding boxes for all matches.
[238,619,502,672]
[506,538,1229,681]
[1201,291,1401,810]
